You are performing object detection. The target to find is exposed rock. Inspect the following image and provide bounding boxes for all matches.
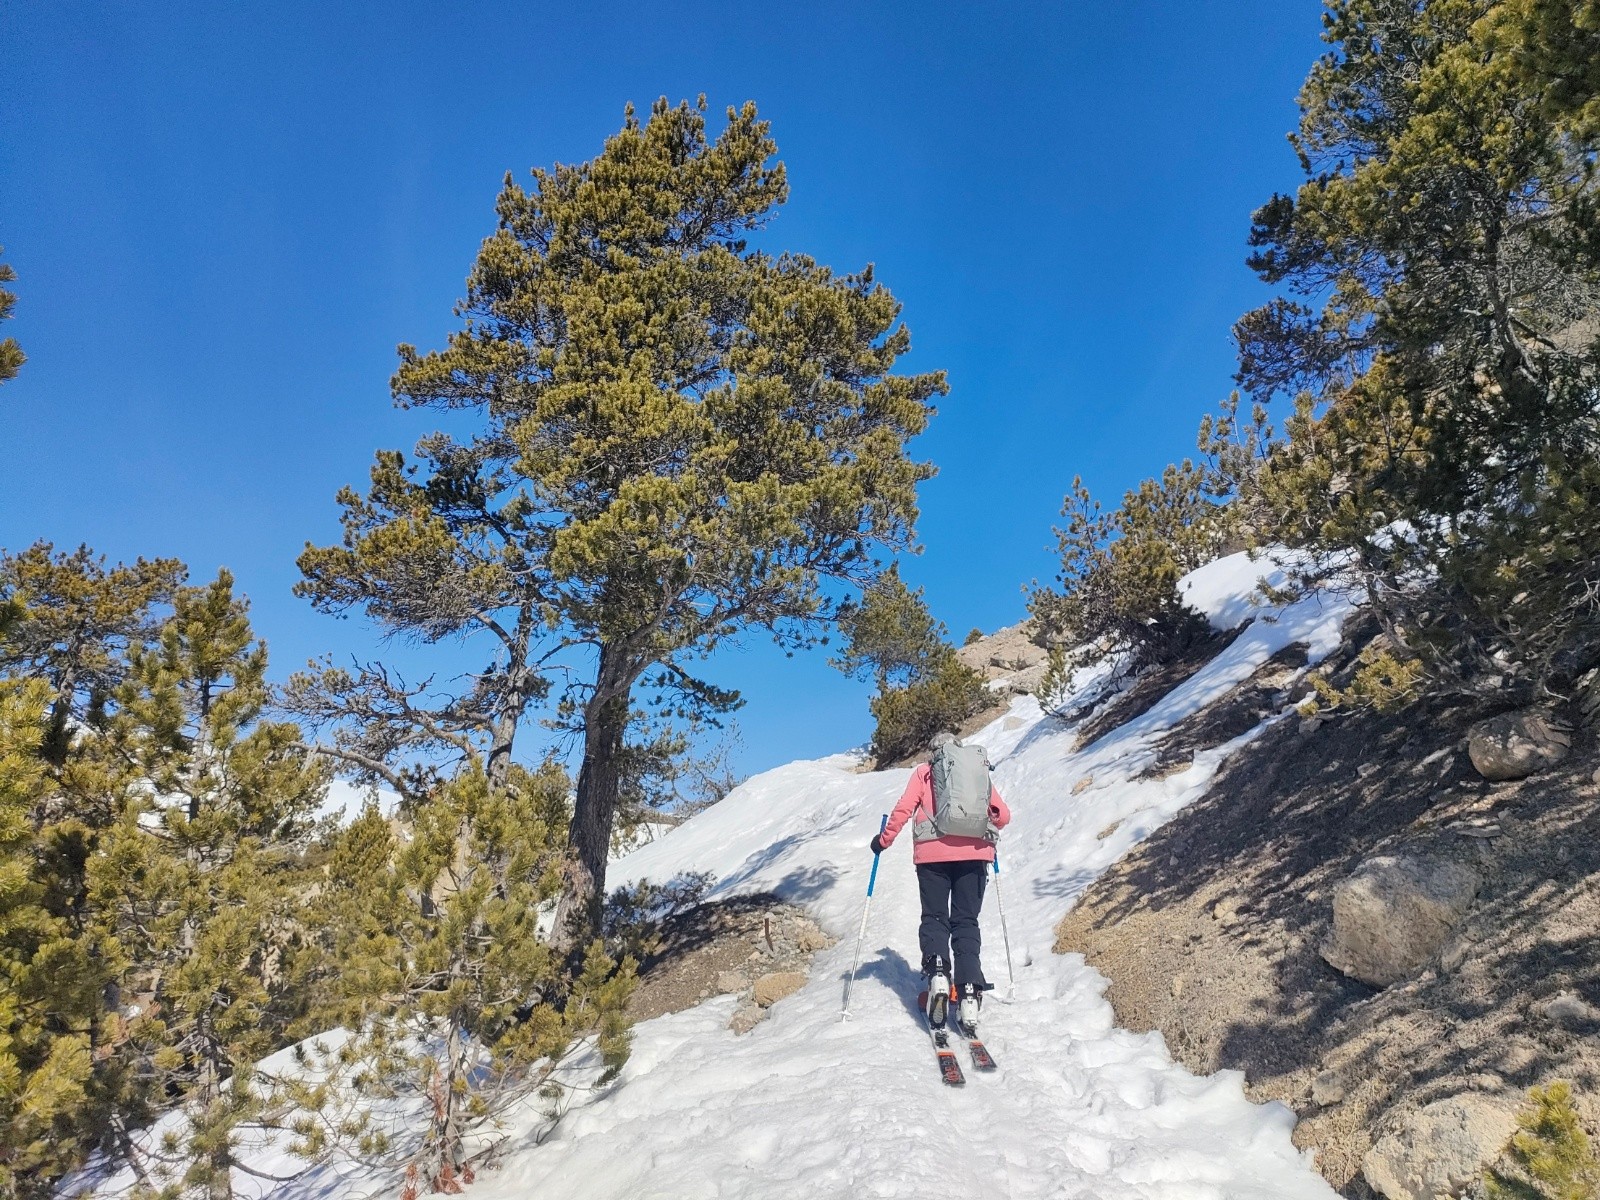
[1362,1093,1520,1200]
[1003,715,1025,731]
[955,621,1047,676]
[752,971,807,1008]
[628,894,829,1025]
[728,1002,768,1034]
[794,923,831,953]
[1321,855,1480,987]
[1072,776,1094,796]
[1312,1068,1347,1107]
[1002,661,1050,695]
[1578,669,1600,727]
[1539,990,1600,1026]
[1467,710,1572,781]
[1439,931,1471,974]
[1213,896,1245,926]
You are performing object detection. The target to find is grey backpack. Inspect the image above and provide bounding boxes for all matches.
[915,740,994,841]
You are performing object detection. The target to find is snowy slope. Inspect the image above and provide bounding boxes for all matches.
[471,553,1352,1200]
[80,554,1354,1200]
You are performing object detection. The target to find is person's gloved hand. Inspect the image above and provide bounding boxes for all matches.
[869,833,887,855]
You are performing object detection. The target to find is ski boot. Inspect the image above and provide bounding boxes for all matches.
[957,982,983,1037]
[917,955,952,1028]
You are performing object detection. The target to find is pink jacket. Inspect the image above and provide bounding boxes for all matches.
[879,762,1011,865]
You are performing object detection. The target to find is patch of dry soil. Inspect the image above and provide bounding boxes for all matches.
[1054,624,1600,1196]
[627,893,833,1027]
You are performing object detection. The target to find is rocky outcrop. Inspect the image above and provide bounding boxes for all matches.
[956,621,1048,695]
[1362,1093,1520,1200]
[1467,709,1572,781]
[1321,854,1480,987]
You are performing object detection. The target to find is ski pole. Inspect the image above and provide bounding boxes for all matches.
[992,853,1015,1001]
[841,813,888,1021]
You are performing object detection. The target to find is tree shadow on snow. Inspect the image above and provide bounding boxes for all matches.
[1031,863,1101,903]
[769,863,839,903]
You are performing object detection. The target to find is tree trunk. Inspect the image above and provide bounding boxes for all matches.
[42,663,77,767]
[195,1050,234,1200]
[485,661,533,792]
[551,644,631,952]
[420,1024,468,1194]
[485,602,538,792]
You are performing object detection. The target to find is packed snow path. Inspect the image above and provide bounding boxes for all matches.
[482,556,1350,1200]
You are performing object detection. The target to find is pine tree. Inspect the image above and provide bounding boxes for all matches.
[302,764,634,1195]
[1027,457,1228,712]
[0,598,100,1198]
[0,543,184,766]
[86,572,326,1200]
[299,98,944,946]
[1486,1081,1600,1200]
[832,567,950,694]
[0,550,186,1198]
[831,568,985,762]
[0,247,23,385]
[1233,0,1600,704]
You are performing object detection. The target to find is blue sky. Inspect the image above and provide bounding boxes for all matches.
[0,1,1325,777]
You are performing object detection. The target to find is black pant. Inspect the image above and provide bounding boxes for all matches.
[917,859,988,990]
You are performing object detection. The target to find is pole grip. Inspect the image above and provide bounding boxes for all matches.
[993,853,1001,875]
[866,813,888,896]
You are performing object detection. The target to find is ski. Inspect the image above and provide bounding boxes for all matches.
[960,1034,997,1072]
[929,1024,966,1087]
[920,975,965,1086]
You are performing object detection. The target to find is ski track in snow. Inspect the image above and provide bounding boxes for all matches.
[84,555,1353,1200]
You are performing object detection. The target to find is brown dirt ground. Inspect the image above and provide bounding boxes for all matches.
[627,893,833,1024]
[1053,618,1600,1196]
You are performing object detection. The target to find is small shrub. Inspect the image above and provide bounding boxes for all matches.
[1029,461,1231,713]
[1306,646,1426,716]
[868,650,988,763]
[1485,1081,1600,1200]
[964,627,985,646]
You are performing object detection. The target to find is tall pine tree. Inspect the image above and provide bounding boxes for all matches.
[299,98,944,944]
[1231,0,1600,702]
[0,543,183,766]
[0,597,100,1198]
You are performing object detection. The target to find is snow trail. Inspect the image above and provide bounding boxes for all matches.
[478,554,1350,1199]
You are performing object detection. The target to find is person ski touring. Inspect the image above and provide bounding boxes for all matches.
[869,732,1010,1036]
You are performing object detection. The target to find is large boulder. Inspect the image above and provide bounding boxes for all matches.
[1362,1093,1521,1200]
[1321,854,1480,987]
[1467,709,1572,781]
